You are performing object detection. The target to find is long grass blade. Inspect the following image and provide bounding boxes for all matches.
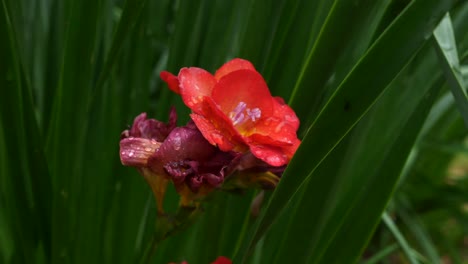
[433,13,468,127]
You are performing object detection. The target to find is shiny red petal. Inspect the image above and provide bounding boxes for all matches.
[284,138,301,159]
[249,144,289,167]
[178,67,216,113]
[252,118,297,146]
[214,58,256,80]
[212,70,274,131]
[191,113,238,152]
[273,97,300,131]
[247,97,300,146]
[160,71,181,94]
[190,98,247,151]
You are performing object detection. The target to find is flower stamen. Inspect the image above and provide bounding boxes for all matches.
[247,108,261,122]
[229,102,247,125]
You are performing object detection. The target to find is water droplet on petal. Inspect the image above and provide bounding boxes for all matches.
[173,133,182,150]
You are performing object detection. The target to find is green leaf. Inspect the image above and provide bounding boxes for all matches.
[433,13,468,127]
[0,0,51,262]
[234,0,459,262]
[94,0,150,92]
[361,244,399,264]
[382,212,420,264]
[288,0,392,127]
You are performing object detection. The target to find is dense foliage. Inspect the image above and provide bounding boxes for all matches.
[1,0,467,263]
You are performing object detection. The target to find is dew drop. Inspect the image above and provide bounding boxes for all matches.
[129,151,134,157]
[173,133,182,151]
[275,122,285,133]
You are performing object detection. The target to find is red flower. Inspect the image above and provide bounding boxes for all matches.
[211,256,232,264]
[160,58,300,166]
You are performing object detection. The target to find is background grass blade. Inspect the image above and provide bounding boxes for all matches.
[1,0,467,263]
[289,0,392,128]
[382,212,420,264]
[0,0,51,262]
[433,13,468,127]
[261,39,447,264]
[234,1,459,262]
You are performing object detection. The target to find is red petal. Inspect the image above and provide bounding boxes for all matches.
[284,138,301,159]
[160,71,181,94]
[214,58,256,81]
[211,256,232,264]
[247,98,300,146]
[190,98,247,151]
[120,137,161,167]
[249,144,289,166]
[178,67,216,113]
[191,113,238,152]
[246,100,301,165]
[129,113,147,137]
[273,97,300,131]
[212,70,274,132]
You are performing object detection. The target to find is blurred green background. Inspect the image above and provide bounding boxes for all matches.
[1,0,467,263]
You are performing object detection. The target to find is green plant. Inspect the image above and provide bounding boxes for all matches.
[1,0,467,263]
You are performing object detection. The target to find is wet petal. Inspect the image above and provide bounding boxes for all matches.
[127,110,178,141]
[214,58,256,80]
[212,70,274,133]
[120,137,161,167]
[249,144,289,167]
[151,126,216,165]
[190,113,236,152]
[191,99,248,152]
[178,67,216,113]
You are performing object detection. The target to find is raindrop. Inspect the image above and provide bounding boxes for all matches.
[173,133,182,151]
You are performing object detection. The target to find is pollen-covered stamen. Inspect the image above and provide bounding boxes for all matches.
[247,108,261,122]
[229,102,247,125]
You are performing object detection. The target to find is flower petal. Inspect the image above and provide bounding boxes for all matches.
[129,113,147,137]
[249,144,290,167]
[178,67,217,113]
[120,137,161,166]
[126,109,178,141]
[190,113,236,151]
[190,101,246,152]
[273,96,300,131]
[211,256,232,264]
[151,126,216,165]
[164,160,198,184]
[212,70,274,133]
[247,97,300,146]
[160,71,181,94]
[214,58,256,80]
